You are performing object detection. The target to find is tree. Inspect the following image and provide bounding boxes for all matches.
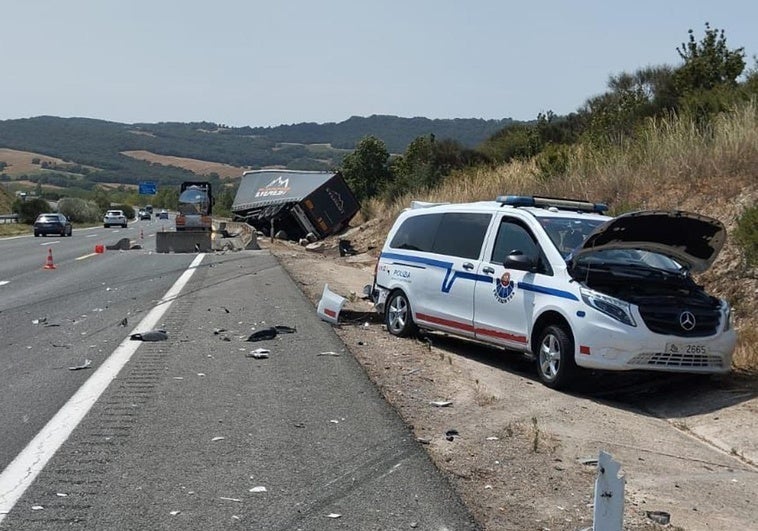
[154,187,179,210]
[91,186,111,213]
[339,136,391,202]
[580,65,677,146]
[672,24,748,120]
[479,124,541,163]
[12,197,50,223]
[674,23,746,93]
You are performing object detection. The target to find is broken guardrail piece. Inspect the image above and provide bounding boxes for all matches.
[593,451,625,531]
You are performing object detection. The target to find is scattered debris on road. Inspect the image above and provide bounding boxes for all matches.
[246,327,278,342]
[246,325,297,342]
[247,348,270,359]
[68,359,92,371]
[130,329,168,341]
[445,429,459,441]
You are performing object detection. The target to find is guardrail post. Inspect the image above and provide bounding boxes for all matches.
[593,451,625,531]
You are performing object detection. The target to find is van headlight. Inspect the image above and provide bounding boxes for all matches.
[580,287,637,327]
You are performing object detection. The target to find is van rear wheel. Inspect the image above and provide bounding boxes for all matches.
[536,324,577,389]
[385,291,416,337]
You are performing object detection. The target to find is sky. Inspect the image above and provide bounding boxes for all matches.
[2,0,757,128]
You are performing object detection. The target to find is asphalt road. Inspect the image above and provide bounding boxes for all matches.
[0,229,477,530]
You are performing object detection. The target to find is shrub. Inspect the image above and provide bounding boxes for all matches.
[58,197,102,223]
[734,202,758,269]
[12,197,51,223]
[533,144,571,182]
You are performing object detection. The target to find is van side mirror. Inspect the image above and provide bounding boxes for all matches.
[503,250,537,272]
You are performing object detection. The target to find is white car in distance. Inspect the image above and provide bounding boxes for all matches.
[103,209,128,228]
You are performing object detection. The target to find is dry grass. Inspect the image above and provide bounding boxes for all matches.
[0,148,73,176]
[121,150,247,179]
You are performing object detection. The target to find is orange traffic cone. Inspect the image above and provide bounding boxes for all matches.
[43,248,56,270]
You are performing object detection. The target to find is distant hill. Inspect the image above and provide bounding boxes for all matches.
[238,115,516,153]
[0,115,517,193]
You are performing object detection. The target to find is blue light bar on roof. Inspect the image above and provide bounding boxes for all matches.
[496,195,608,213]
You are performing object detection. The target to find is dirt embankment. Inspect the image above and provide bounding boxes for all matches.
[262,225,758,531]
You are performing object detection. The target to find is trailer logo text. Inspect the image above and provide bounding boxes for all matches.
[256,176,291,197]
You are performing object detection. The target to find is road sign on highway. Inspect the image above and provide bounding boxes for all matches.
[139,181,157,195]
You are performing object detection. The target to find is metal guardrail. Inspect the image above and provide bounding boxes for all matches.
[0,214,19,224]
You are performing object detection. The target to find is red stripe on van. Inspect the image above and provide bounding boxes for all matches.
[475,327,528,344]
[416,313,475,333]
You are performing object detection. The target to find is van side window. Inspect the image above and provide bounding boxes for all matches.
[491,218,552,274]
[432,212,491,259]
[389,213,442,252]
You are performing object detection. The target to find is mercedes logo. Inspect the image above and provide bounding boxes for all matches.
[679,311,696,331]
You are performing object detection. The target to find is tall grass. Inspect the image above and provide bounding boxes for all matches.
[369,99,758,372]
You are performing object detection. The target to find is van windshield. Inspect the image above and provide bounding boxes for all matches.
[536,217,604,259]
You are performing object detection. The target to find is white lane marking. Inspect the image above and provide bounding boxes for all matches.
[0,254,206,521]
[0,281,9,287]
[86,234,98,238]
[76,253,99,261]
[39,241,60,245]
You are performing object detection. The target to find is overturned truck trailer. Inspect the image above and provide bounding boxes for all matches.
[231,170,360,240]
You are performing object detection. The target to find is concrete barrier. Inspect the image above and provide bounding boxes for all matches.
[156,231,212,253]
[211,220,259,251]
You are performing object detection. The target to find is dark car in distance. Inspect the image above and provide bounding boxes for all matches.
[34,213,72,237]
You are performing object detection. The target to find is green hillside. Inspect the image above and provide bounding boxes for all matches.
[0,115,516,192]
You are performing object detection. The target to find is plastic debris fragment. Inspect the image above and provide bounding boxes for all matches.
[430,401,453,407]
[68,359,92,371]
[247,348,270,359]
[130,329,168,341]
[246,327,278,342]
[445,429,459,441]
[646,511,671,525]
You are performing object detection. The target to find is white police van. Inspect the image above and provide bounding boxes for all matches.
[371,196,736,389]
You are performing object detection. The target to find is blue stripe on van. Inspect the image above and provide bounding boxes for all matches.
[381,252,578,301]
[381,251,491,293]
[517,282,579,301]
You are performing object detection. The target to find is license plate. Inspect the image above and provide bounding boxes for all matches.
[665,343,709,355]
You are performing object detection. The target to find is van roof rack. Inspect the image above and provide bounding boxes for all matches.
[496,195,608,213]
[409,200,449,209]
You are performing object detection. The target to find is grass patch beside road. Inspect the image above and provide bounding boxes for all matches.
[0,224,30,237]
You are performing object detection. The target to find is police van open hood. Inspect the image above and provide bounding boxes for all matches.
[574,210,726,273]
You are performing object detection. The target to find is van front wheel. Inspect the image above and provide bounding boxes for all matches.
[536,324,577,389]
[385,291,416,337]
